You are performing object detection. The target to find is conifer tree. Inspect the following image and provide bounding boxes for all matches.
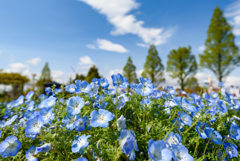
[85,65,101,83]
[39,62,51,82]
[142,44,165,88]
[123,56,138,84]
[199,6,240,82]
[167,46,197,90]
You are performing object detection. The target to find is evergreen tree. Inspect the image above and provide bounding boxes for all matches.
[37,62,52,93]
[199,6,240,82]
[85,65,101,83]
[167,46,197,90]
[142,44,165,88]
[39,62,52,83]
[71,74,86,83]
[123,56,138,84]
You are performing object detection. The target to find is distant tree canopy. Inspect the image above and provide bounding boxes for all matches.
[0,73,29,85]
[199,6,240,82]
[0,72,30,99]
[185,76,199,91]
[85,65,101,83]
[167,46,197,90]
[142,44,165,88]
[123,56,138,84]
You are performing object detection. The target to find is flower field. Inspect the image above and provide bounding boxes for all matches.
[0,73,240,161]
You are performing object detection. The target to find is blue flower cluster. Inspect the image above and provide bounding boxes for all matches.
[0,77,240,160]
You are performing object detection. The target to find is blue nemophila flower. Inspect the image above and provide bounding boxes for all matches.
[4,115,18,127]
[120,136,134,155]
[147,139,172,161]
[117,115,126,129]
[76,80,92,93]
[24,110,34,120]
[171,118,184,131]
[172,144,193,161]
[26,101,35,111]
[149,90,162,99]
[54,88,62,95]
[116,96,126,110]
[95,95,109,109]
[164,132,182,149]
[195,122,210,139]
[0,120,5,128]
[119,129,139,160]
[136,83,153,96]
[98,78,109,89]
[72,134,91,154]
[44,96,57,108]
[229,122,240,140]
[0,135,22,158]
[25,115,44,135]
[218,81,225,88]
[205,127,223,145]
[179,112,192,126]
[38,94,46,100]
[216,100,227,114]
[67,96,84,115]
[103,88,116,97]
[224,143,238,158]
[139,77,154,88]
[25,91,34,102]
[166,86,176,95]
[76,157,88,161]
[25,145,37,161]
[92,78,99,84]
[90,109,114,128]
[65,84,76,93]
[0,131,2,138]
[74,118,87,132]
[12,95,24,107]
[88,82,99,96]
[112,73,129,89]
[174,97,198,112]
[45,87,51,95]
[62,113,80,130]
[35,143,51,155]
[40,107,54,123]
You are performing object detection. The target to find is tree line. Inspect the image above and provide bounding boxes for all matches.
[123,6,240,90]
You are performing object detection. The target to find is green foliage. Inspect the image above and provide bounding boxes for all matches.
[186,76,199,91]
[85,65,101,83]
[142,44,165,88]
[0,73,29,85]
[199,6,240,82]
[123,56,138,84]
[39,62,52,82]
[167,46,197,90]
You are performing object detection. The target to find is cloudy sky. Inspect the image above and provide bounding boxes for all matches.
[0,0,240,88]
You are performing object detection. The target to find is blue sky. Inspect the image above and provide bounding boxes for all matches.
[0,0,240,88]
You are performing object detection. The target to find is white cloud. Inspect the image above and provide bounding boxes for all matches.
[51,70,65,84]
[26,57,41,66]
[225,0,240,35]
[86,44,96,49]
[96,39,128,53]
[79,0,174,45]
[198,45,205,52]
[136,43,149,48]
[5,62,31,76]
[0,50,2,54]
[105,66,109,69]
[78,56,95,65]
[80,65,93,70]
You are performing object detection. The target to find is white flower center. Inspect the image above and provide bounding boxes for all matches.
[153,149,162,159]
[168,137,178,145]
[78,138,86,147]
[176,152,184,160]
[97,114,106,123]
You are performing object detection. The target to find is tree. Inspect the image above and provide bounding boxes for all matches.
[39,62,52,83]
[37,62,52,93]
[185,77,199,91]
[199,6,240,82]
[167,46,197,90]
[123,56,138,84]
[142,44,165,88]
[85,65,101,83]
